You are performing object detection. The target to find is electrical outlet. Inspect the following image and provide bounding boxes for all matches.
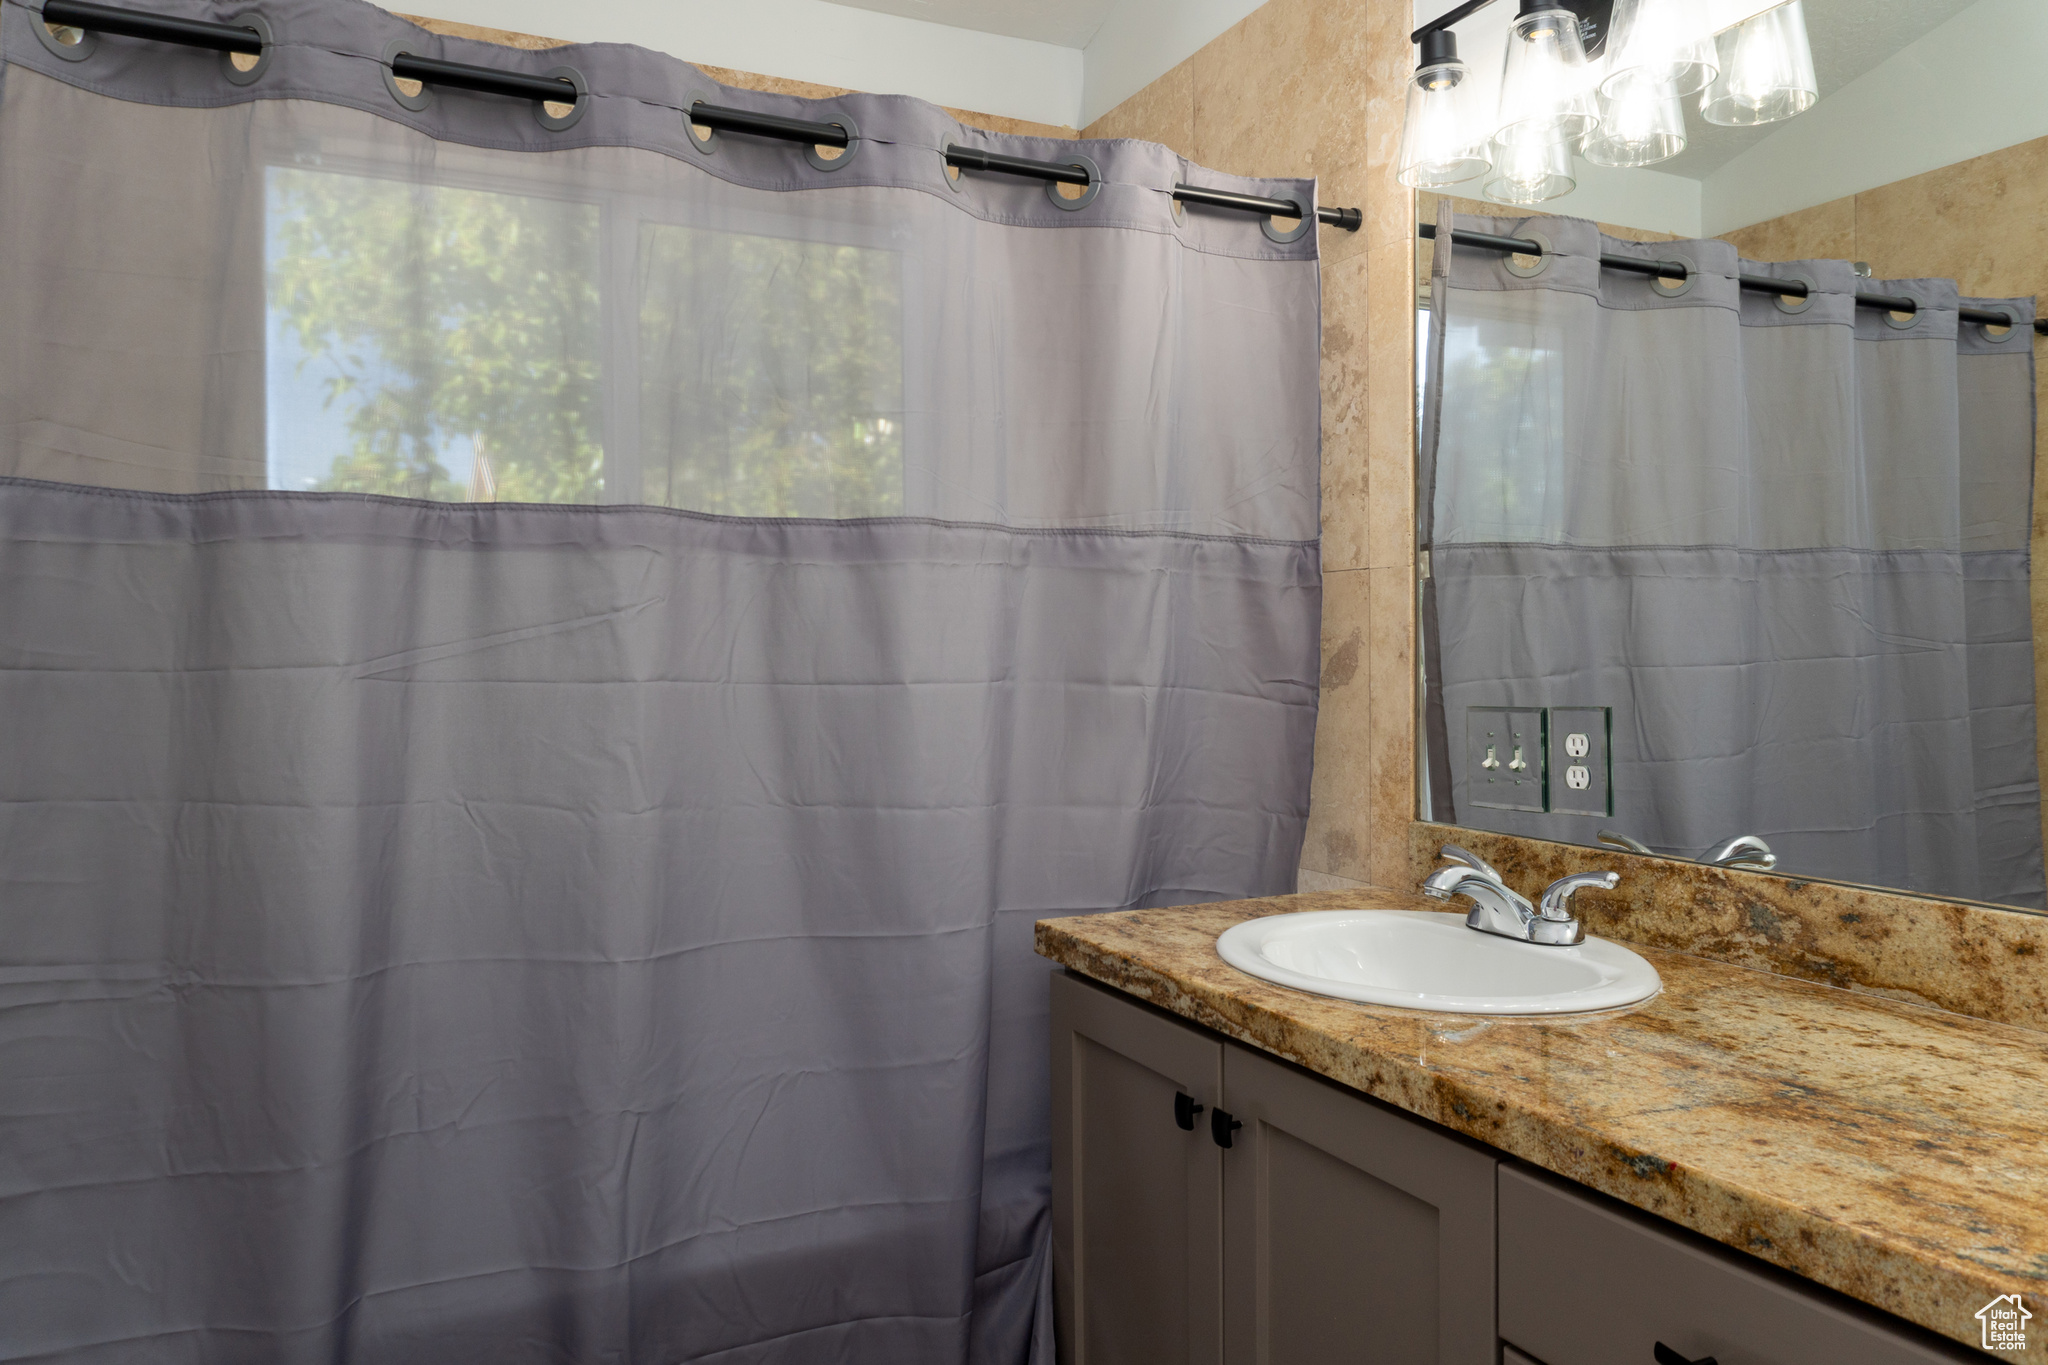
[1467,707,1546,812]
[1547,707,1612,817]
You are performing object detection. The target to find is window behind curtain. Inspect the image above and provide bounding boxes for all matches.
[263,165,905,514]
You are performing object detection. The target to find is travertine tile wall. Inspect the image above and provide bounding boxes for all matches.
[1083,0,1419,896]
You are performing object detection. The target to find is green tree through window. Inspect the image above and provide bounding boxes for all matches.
[267,167,604,503]
[265,166,906,515]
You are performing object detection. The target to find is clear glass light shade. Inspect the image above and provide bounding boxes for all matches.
[1599,0,1717,97]
[1482,137,1575,205]
[1494,7,1599,150]
[1397,61,1491,188]
[1700,0,1817,127]
[1582,70,1686,167]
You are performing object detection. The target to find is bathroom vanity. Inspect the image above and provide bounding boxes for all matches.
[1038,890,2045,1363]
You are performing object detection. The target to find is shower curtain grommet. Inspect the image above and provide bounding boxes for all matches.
[29,2,96,61]
[381,38,432,111]
[804,113,860,171]
[683,91,719,152]
[1650,255,1696,297]
[1884,303,1921,330]
[1771,270,1818,314]
[1045,153,1101,210]
[1504,230,1550,278]
[534,66,587,131]
[1977,307,2017,339]
[1260,195,1313,243]
[218,12,272,86]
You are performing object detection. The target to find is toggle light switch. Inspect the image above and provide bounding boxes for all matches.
[1467,707,1546,812]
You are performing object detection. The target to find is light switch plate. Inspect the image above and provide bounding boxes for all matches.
[1547,707,1612,817]
[1467,707,1547,812]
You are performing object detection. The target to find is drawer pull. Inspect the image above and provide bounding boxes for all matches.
[1653,1343,1717,1365]
[1210,1107,1243,1148]
[1173,1092,1205,1131]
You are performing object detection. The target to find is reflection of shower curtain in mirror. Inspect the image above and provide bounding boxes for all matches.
[1421,209,2044,909]
[0,5,1324,1359]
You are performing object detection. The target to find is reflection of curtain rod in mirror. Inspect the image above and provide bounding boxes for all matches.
[1419,223,2048,335]
[34,0,1366,233]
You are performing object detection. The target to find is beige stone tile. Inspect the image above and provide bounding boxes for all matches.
[399,13,569,48]
[1184,0,1379,265]
[940,109,1077,140]
[1366,565,1416,887]
[1717,195,1855,262]
[1854,136,2048,299]
[1082,59,1195,153]
[1297,866,1370,892]
[1364,239,1416,572]
[1405,823,2048,1035]
[1302,568,1374,881]
[1320,253,1371,572]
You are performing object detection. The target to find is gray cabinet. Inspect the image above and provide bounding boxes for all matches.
[1051,969,1225,1365]
[1222,1044,1498,1365]
[1498,1166,1977,1365]
[1050,971,1500,1365]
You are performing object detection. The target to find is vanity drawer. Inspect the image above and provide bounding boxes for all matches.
[1498,1166,1977,1365]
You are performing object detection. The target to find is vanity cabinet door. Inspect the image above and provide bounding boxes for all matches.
[1219,1042,1500,1365]
[1051,970,1225,1365]
[1498,1166,1979,1365]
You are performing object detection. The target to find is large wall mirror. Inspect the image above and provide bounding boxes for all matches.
[1410,0,2048,911]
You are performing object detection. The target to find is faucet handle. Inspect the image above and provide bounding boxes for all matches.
[1700,835,1776,870]
[1538,870,1619,922]
[1438,843,1505,884]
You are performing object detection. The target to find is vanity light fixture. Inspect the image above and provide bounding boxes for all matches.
[1600,0,1717,98]
[1582,67,1685,167]
[1493,1,1600,153]
[1396,30,1493,188]
[1700,0,1817,126]
[1403,0,1818,202]
[1484,135,1576,204]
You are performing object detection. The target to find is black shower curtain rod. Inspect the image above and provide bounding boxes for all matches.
[1419,223,2048,335]
[38,0,1365,232]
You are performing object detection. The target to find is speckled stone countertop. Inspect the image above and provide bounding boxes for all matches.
[1036,888,2048,1353]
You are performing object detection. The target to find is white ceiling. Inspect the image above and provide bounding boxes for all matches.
[819,0,1122,49]
[1657,0,1982,177]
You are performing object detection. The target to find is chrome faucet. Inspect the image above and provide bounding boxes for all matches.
[1699,834,1776,871]
[1419,844,1617,947]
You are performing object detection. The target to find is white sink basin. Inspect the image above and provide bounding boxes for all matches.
[1215,910,1660,1015]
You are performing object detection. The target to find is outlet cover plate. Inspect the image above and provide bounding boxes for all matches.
[1467,707,1547,812]
[1548,707,1612,817]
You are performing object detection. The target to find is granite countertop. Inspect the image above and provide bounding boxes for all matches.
[1035,888,2048,1353]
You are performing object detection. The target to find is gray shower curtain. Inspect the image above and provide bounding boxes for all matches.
[1421,207,2041,908]
[0,2,1323,1360]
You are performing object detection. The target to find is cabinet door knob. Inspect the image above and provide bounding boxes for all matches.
[1173,1092,1205,1131]
[1654,1343,1717,1365]
[1210,1107,1243,1148]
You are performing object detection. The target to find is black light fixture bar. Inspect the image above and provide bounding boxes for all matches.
[1410,0,1502,44]
[691,102,850,147]
[1420,224,2048,334]
[41,0,260,53]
